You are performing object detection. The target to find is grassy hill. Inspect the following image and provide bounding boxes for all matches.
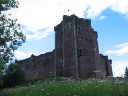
[1,79,128,96]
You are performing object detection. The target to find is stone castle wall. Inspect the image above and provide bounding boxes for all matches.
[17,51,55,81]
[17,15,113,81]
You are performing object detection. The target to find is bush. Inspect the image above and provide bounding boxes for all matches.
[3,63,25,87]
[0,77,4,89]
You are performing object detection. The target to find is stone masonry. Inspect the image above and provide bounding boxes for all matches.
[17,15,113,81]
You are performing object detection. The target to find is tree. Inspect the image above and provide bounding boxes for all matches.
[124,67,128,80]
[0,0,25,74]
[0,0,18,10]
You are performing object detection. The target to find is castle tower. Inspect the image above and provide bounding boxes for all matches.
[54,15,99,78]
[17,15,113,81]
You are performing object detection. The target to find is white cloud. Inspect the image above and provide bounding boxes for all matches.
[86,0,112,18]
[98,16,106,20]
[21,25,53,40]
[111,0,128,16]
[105,42,128,56]
[117,42,128,48]
[14,50,39,60]
[112,61,128,77]
[9,0,128,40]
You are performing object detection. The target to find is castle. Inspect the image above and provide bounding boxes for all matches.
[17,15,113,81]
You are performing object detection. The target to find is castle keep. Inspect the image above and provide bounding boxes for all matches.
[17,15,113,81]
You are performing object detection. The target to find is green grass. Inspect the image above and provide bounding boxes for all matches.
[1,79,128,96]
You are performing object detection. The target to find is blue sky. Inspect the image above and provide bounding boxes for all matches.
[92,9,128,77]
[9,0,128,77]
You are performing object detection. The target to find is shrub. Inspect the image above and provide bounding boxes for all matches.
[0,76,4,89]
[3,63,25,87]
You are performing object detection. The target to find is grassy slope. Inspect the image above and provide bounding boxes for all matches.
[1,80,128,96]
